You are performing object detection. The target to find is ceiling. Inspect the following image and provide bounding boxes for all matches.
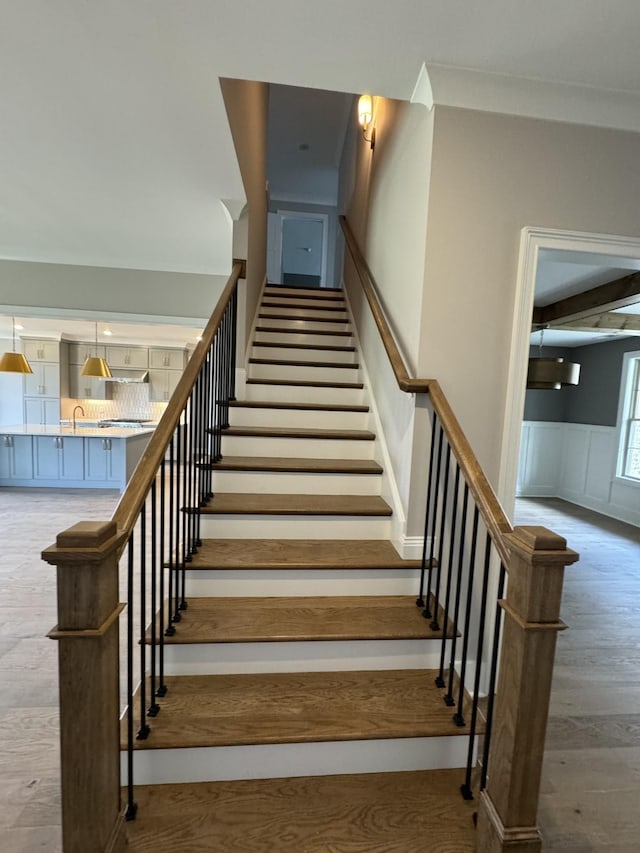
[3,2,640,345]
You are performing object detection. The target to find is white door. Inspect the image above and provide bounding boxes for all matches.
[281,217,324,287]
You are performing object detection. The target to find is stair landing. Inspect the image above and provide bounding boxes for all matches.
[127,769,476,852]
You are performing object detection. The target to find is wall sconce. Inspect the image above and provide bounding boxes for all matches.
[358,94,376,150]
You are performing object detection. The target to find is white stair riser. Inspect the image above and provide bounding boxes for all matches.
[199,515,391,540]
[264,287,343,299]
[244,383,365,406]
[254,331,354,347]
[184,568,421,597]
[251,344,358,364]
[122,737,469,786]
[260,308,349,322]
[249,362,360,383]
[262,296,346,309]
[161,639,450,675]
[211,470,382,495]
[258,317,351,334]
[221,435,375,459]
[228,407,369,431]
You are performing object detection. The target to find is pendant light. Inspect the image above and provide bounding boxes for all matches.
[527,326,580,390]
[0,317,33,373]
[81,322,112,378]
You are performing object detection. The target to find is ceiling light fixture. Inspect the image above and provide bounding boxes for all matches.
[0,317,33,373]
[81,322,112,379]
[526,326,580,390]
[358,94,376,151]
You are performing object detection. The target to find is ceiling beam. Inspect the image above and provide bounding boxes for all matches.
[550,311,640,335]
[533,270,640,325]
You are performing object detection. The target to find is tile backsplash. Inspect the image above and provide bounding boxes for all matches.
[61,383,167,422]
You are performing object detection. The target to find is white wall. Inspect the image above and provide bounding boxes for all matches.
[339,98,435,537]
[518,421,640,527]
[420,106,640,495]
[0,337,25,424]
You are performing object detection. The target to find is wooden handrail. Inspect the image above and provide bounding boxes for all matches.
[113,262,243,539]
[340,216,430,394]
[339,216,513,564]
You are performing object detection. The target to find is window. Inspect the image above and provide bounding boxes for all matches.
[617,352,640,481]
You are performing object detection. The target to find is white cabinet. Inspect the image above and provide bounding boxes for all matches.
[33,435,84,481]
[68,364,111,401]
[149,348,186,370]
[23,340,60,363]
[105,346,148,369]
[0,435,33,479]
[24,397,60,425]
[85,437,124,482]
[24,362,60,398]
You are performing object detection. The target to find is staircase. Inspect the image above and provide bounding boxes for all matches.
[125,284,477,851]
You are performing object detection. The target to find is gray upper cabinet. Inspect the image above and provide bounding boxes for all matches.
[149,348,187,370]
[105,346,148,369]
[23,339,60,363]
[68,343,107,364]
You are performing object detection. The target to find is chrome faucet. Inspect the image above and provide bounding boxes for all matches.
[72,405,85,430]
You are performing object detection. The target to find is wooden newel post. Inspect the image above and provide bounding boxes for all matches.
[43,520,128,853]
[476,525,579,853]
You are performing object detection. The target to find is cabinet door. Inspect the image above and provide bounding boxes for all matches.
[24,398,59,425]
[0,435,33,479]
[68,343,106,365]
[58,436,84,480]
[148,369,182,402]
[43,399,60,424]
[85,437,123,482]
[23,340,59,362]
[149,348,186,370]
[24,363,60,397]
[33,437,61,479]
[68,364,110,400]
[106,346,148,369]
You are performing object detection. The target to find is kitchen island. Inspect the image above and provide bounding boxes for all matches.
[0,424,154,492]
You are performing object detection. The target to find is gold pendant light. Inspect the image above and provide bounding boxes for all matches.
[81,322,112,378]
[0,317,33,373]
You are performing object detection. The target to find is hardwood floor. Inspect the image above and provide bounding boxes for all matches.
[0,489,638,851]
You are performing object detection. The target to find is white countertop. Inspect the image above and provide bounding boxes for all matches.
[0,424,155,439]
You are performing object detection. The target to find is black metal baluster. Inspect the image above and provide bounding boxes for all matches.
[454,506,480,727]
[157,456,168,694]
[179,404,188,610]
[229,286,237,401]
[137,504,150,740]
[422,423,445,620]
[214,332,222,461]
[430,444,452,631]
[480,561,507,791]
[444,483,470,707]
[185,390,194,560]
[436,464,461,688]
[165,434,177,635]
[125,534,137,820]
[417,407,438,609]
[173,424,183,623]
[148,482,160,717]
[461,532,493,801]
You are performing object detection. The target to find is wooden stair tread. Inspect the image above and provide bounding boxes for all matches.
[246,378,363,389]
[127,770,476,853]
[258,312,349,324]
[158,595,450,643]
[126,669,472,750]
[222,425,375,440]
[255,325,352,337]
[264,284,344,296]
[189,539,420,570]
[229,400,369,413]
[208,456,382,474]
[249,356,359,369]
[262,300,347,312]
[202,493,391,516]
[252,342,355,353]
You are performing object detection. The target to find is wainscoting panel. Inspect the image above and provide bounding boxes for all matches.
[518,422,639,527]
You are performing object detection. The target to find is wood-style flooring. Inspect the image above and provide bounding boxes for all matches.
[0,490,638,852]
